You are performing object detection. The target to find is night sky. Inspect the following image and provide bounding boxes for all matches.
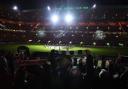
[0,0,128,9]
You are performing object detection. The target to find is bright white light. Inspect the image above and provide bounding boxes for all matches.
[13,5,18,11]
[47,6,51,11]
[51,14,59,24]
[65,14,74,24]
[92,4,96,9]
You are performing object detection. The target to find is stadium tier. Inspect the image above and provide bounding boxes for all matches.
[0,6,128,46]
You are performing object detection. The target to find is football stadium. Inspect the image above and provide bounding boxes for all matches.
[0,0,128,89]
[0,5,128,56]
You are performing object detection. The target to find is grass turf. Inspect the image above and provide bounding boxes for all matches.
[0,44,128,56]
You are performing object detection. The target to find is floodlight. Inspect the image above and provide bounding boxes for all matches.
[92,4,96,9]
[64,14,74,24]
[51,14,59,24]
[13,5,18,11]
[47,6,51,11]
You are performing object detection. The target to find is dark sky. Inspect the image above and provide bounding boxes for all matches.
[0,0,128,9]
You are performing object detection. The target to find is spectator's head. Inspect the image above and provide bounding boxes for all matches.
[50,49,55,54]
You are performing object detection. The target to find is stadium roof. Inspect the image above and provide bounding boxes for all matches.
[0,0,128,10]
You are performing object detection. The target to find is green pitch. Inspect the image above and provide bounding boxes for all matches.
[0,44,128,56]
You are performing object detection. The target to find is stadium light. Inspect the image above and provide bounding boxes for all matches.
[47,6,51,11]
[51,14,59,24]
[92,4,96,9]
[13,5,18,11]
[64,14,74,24]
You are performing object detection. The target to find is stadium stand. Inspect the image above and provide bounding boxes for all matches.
[0,5,128,89]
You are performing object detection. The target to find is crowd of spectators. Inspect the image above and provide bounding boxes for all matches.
[0,27,128,46]
[0,49,128,89]
[0,5,128,46]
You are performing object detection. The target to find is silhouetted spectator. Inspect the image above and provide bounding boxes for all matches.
[49,50,59,75]
[0,51,13,89]
[5,52,15,78]
[84,50,94,89]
